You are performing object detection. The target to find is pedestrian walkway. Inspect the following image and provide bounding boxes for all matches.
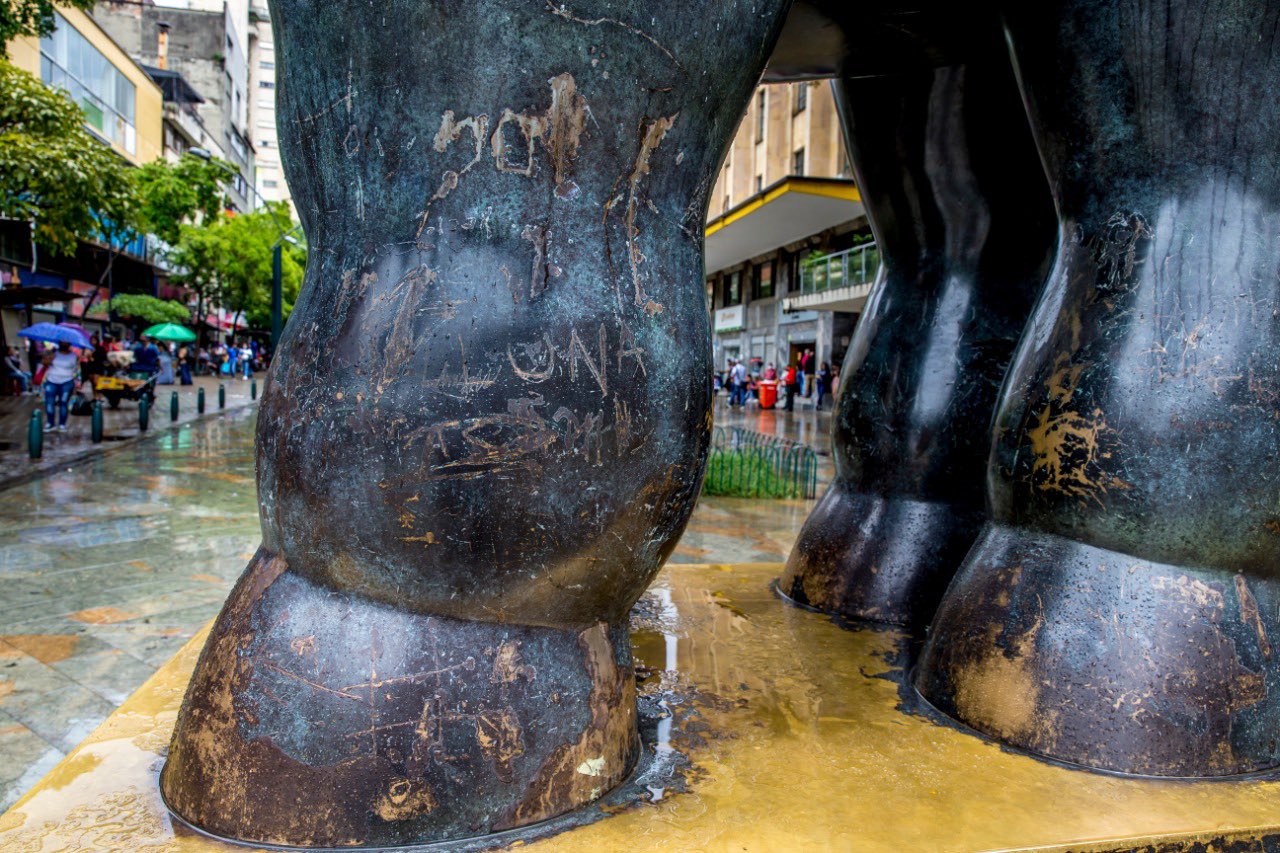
[0,398,835,810]
[0,375,258,489]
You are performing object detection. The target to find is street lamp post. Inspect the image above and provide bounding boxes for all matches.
[188,147,298,349]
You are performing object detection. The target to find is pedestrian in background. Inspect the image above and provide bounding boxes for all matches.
[816,361,832,411]
[5,347,32,394]
[731,359,748,407]
[177,344,193,385]
[799,348,814,397]
[783,363,799,412]
[42,342,79,432]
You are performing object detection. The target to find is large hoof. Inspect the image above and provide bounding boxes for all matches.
[918,0,1280,778]
[780,487,983,628]
[161,0,792,845]
[780,20,1054,631]
[915,525,1280,777]
[161,549,638,847]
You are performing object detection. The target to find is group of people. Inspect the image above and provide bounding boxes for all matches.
[3,332,269,432]
[720,348,835,412]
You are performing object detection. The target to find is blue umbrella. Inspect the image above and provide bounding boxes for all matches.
[18,322,91,350]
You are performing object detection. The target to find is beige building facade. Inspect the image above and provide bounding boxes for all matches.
[704,82,873,385]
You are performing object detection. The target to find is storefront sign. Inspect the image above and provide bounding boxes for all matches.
[714,304,745,332]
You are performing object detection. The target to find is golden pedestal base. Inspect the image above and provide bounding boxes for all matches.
[4,563,1280,852]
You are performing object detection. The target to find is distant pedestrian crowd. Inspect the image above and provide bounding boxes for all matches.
[3,332,270,432]
[717,347,835,412]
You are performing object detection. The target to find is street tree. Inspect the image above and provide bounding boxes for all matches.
[0,59,137,257]
[169,203,305,337]
[0,0,95,57]
[134,152,233,246]
[107,293,190,327]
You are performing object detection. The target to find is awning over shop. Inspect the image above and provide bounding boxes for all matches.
[704,177,864,274]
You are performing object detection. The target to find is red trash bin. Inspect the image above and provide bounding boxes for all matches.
[757,379,778,409]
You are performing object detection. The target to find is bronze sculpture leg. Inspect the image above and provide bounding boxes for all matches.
[780,39,1055,629]
[916,0,1280,777]
[160,1,788,846]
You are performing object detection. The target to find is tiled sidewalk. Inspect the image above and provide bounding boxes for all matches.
[0,409,261,808]
[0,398,833,810]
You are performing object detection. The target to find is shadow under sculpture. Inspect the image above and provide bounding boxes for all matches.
[780,38,1055,629]
[916,0,1280,777]
[160,0,788,846]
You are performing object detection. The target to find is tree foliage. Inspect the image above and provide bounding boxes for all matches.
[134,152,232,246]
[0,59,137,255]
[107,293,190,325]
[168,202,305,330]
[0,0,96,57]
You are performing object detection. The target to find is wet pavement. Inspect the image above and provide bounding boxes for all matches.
[0,396,830,810]
[10,562,1280,853]
[0,375,259,490]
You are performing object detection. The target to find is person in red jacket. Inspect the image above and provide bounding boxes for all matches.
[783,363,799,412]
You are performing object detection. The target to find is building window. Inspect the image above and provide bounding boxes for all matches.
[755,174,763,194]
[40,13,137,154]
[259,80,275,89]
[722,271,742,307]
[263,180,279,188]
[259,61,274,70]
[754,90,766,143]
[753,260,775,299]
[723,193,730,212]
[793,147,805,176]
[793,82,808,114]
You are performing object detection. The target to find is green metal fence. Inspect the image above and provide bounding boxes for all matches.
[703,427,819,499]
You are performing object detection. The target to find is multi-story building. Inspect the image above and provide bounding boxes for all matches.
[704,81,874,378]
[246,2,289,211]
[1,6,167,342]
[93,0,256,212]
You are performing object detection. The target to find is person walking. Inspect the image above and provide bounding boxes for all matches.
[132,335,160,375]
[783,362,799,412]
[816,361,832,411]
[731,359,748,407]
[42,342,80,431]
[177,344,194,385]
[799,348,814,397]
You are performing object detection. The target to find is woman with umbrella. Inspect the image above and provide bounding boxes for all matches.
[18,323,90,433]
[144,324,196,386]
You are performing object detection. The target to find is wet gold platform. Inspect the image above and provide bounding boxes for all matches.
[3,563,1280,852]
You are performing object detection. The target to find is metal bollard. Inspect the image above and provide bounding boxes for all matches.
[28,410,42,459]
[170,391,179,422]
[197,386,206,414]
[218,384,226,410]
[139,396,150,432]
[251,379,257,400]
[91,401,103,444]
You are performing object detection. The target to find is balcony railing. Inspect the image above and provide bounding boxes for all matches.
[798,242,880,295]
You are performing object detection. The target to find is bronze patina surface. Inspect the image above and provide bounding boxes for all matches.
[779,16,1055,629]
[162,0,791,846]
[916,0,1280,778]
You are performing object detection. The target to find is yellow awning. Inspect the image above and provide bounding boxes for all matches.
[705,177,864,274]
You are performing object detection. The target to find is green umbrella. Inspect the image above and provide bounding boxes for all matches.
[143,323,197,343]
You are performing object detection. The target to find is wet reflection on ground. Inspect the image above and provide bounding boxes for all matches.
[0,400,830,810]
